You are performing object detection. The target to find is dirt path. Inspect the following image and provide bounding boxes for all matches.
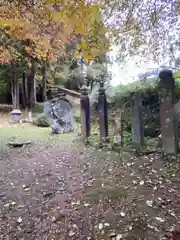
[0,140,180,239]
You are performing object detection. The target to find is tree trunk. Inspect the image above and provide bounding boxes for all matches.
[21,72,27,109]
[10,62,22,123]
[42,62,47,102]
[11,62,16,109]
[16,81,20,109]
[34,77,37,103]
[11,62,20,109]
[27,59,36,122]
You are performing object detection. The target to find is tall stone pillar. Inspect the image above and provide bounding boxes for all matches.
[98,81,108,142]
[80,86,90,139]
[159,69,178,154]
[131,92,144,150]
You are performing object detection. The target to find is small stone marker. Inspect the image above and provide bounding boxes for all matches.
[11,109,22,123]
[113,114,123,147]
[98,81,108,142]
[131,92,144,150]
[158,69,178,154]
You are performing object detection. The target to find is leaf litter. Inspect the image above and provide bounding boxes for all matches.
[0,140,180,239]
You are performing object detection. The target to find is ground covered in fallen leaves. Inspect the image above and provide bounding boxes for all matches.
[0,122,180,239]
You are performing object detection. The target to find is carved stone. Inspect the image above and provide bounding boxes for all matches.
[131,92,144,149]
[159,69,178,154]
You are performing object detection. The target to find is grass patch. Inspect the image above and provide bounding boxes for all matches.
[0,123,76,145]
[0,112,78,148]
[145,136,159,147]
[89,123,159,151]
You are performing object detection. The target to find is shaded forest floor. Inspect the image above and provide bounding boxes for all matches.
[0,118,180,239]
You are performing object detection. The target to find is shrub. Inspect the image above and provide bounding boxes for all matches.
[32,103,44,113]
[33,113,50,127]
[0,104,12,113]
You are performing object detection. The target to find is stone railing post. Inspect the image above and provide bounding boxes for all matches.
[158,69,178,155]
[80,85,90,139]
[98,81,108,142]
[131,92,144,150]
[113,112,124,148]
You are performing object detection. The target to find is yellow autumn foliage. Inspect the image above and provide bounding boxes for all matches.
[0,0,110,63]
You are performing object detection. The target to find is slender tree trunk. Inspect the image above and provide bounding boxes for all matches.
[10,62,22,123]
[11,62,20,109]
[16,81,20,109]
[11,62,16,109]
[27,59,36,122]
[42,62,47,102]
[21,72,27,109]
[34,77,37,103]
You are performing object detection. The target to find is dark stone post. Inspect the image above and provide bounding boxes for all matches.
[159,69,178,154]
[131,92,144,150]
[98,81,108,142]
[80,85,90,139]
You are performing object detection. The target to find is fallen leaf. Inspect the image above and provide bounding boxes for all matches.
[23,187,31,192]
[133,180,137,185]
[147,224,159,232]
[17,217,22,223]
[120,212,125,217]
[101,229,105,235]
[146,200,153,207]
[84,203,90,207]
[104,222,110,227]
[68,230,75,237]
[72,224,78,229]
[43,192,54,198]
[4,203,10,207]
[128,225,133,230]
[140,180,144,185]
[109,232,116,237]
[155,217,165,223]
[116,234,123,240]
[99,223,103,230]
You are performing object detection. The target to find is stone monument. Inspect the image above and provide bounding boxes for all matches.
[11,109,22,123]
[98,81,108,142]
[80,86,90,139]
[44,94,74,134]
[159,69,178,154]
[131,92,144,150]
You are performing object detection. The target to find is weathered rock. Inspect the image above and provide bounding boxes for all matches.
[8,140,31,147]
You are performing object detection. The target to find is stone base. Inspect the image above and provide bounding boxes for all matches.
[11,109,22,124]
[51,118,74,135]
